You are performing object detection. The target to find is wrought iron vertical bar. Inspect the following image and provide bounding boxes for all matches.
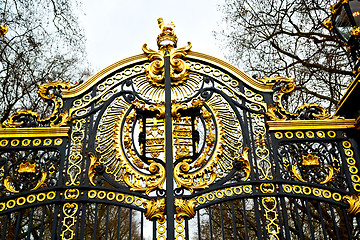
[197,210,201,240]
[242,199,249,240]
[116,206,121,240]
[260,199,267,240]
[280,197,291,240]
[129,209,133,240]
[74,203,81,240]
[1,214,8,240]
[164,53,175,239]
[105,205,110,240]
[293,198,304,240]
[92,203,99,240]
[342,208,352,239]
[79,203,87,240]
[26,207,35,240]
[275,196,284,239]
[185,218,189,240]
[56,204,63,239]
[231,201,237,240]
[141,212,144,240]
[253,198,263,240]
[14,210,22,240]
[329,205,340,239]
[220,203,225,240]
[153,219,156,240]
[316,202,328,240]
[208,206,214,240]
[39,206,47,240]
[305,200,316,240]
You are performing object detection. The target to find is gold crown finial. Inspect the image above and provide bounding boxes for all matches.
[157,18,178,48]
[18,162,36,174]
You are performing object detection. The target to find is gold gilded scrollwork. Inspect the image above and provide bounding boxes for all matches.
[262,197,280,240]
[66,119,85,186]
[143,198,166,222]
[174,94,244,192]
[142,18,192,86]
[235,147,251,181]
[114,102,166,194]
[96,98,166,195]
[88,152,100,186]
[4,172,47,193]
[323,18,333,31]
[343,194,360,216]
[252,113,272,181]
[3,81,72,127]
[290,153,335,184]
[0,25,7,37]
[174,198,197,220]
[3,177,18,193]
[60,203,78,240]
[173,105,225,192]
[263,76,334,121]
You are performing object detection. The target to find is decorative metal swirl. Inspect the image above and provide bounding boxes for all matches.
[142,42,192,86]
[0,150,60,195]
[95,97,166,195]
[263,76,336,121]
[3,81,73,127]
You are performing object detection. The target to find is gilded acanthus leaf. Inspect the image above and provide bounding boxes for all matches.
[143,198,165,221]
[343,194,360,216]
[175,198,197,220]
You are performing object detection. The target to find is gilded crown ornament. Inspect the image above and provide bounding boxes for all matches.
[18,162,36,174]
[157,18,178,48]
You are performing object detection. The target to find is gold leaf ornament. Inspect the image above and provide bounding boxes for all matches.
[142,18,192,86]
[143,198,165,221]
[343,194,360,216]
[175,198,197,220]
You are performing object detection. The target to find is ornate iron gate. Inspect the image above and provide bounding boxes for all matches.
[0,19,359,239]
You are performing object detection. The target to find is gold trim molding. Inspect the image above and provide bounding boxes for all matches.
[62,54,147,98]
[187,52,273,92]
[0,127,70,138]
[63,51,275,100]
[267,119,355,131]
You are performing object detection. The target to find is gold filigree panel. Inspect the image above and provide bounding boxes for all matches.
[94,91,245,195]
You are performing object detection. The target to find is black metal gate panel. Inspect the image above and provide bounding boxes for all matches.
[0,20,359,239]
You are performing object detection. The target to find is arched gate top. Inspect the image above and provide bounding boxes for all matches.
[62,51,273,99]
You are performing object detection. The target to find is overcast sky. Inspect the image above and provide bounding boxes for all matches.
[79,0,226,71]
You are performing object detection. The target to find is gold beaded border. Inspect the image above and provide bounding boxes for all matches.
[0,138,63,148]
[88,190,145,207]
[274,130,336,140]
[0,191,56,212]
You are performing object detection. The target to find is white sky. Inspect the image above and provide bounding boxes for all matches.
[80,0,226,71]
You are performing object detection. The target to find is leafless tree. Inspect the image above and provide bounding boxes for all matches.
[0,0,91,122]
[216,0,353,112]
